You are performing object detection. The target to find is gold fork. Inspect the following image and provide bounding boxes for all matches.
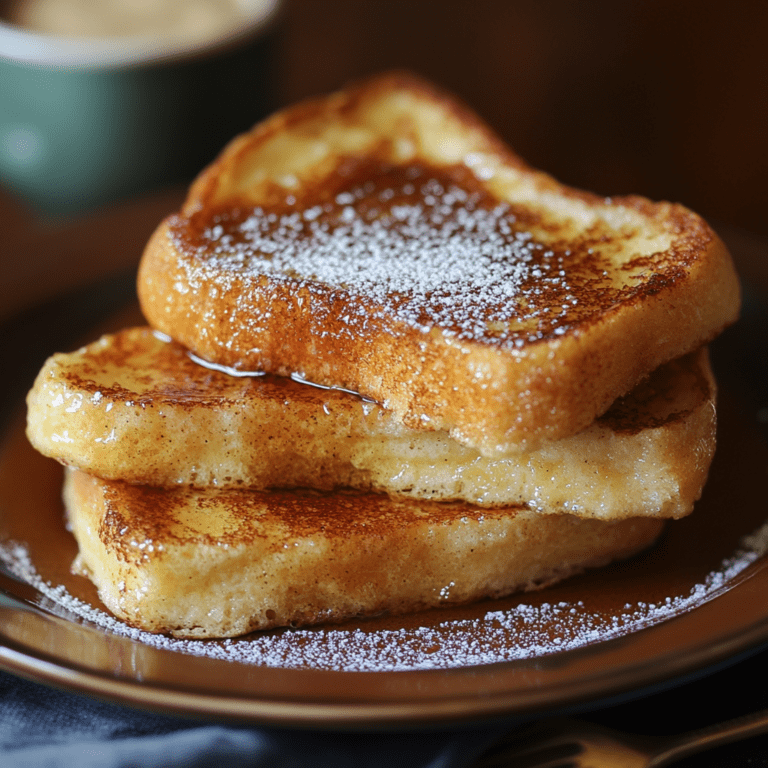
[473,708,768,767]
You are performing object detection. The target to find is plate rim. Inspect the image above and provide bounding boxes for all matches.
[2,550,768,728]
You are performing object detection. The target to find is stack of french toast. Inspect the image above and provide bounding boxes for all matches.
[26,73,740,639]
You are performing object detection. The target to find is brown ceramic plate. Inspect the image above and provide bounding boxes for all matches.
[0,279,767,728]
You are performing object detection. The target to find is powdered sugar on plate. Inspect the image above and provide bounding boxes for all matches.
[2,520,767,672]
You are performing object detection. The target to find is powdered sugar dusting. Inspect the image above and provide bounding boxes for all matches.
[179,164,605,346]
[2,521,767,672]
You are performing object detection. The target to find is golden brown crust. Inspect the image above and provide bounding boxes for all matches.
[137,72,740,455]
[64,468,664,638]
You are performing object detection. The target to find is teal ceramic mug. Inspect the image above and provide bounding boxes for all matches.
[0,0,280,216]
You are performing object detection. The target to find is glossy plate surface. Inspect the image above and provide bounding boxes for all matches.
[1,275,766,729]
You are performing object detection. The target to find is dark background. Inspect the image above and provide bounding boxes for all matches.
[2,0,766,242]
[273,0,767,239]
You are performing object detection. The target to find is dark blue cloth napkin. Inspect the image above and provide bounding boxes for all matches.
[0,671,508,768]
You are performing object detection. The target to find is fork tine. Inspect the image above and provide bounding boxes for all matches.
[474,725,582,768]
[475,747,578,768]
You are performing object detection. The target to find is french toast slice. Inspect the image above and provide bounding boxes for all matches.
[64,468,664,638]
[137,71,740,455]
[28,327,715,520]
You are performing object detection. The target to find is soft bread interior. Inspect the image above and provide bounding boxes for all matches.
[28,328,715,520]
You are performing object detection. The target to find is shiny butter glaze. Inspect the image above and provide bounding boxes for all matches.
[28,328,715,520]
